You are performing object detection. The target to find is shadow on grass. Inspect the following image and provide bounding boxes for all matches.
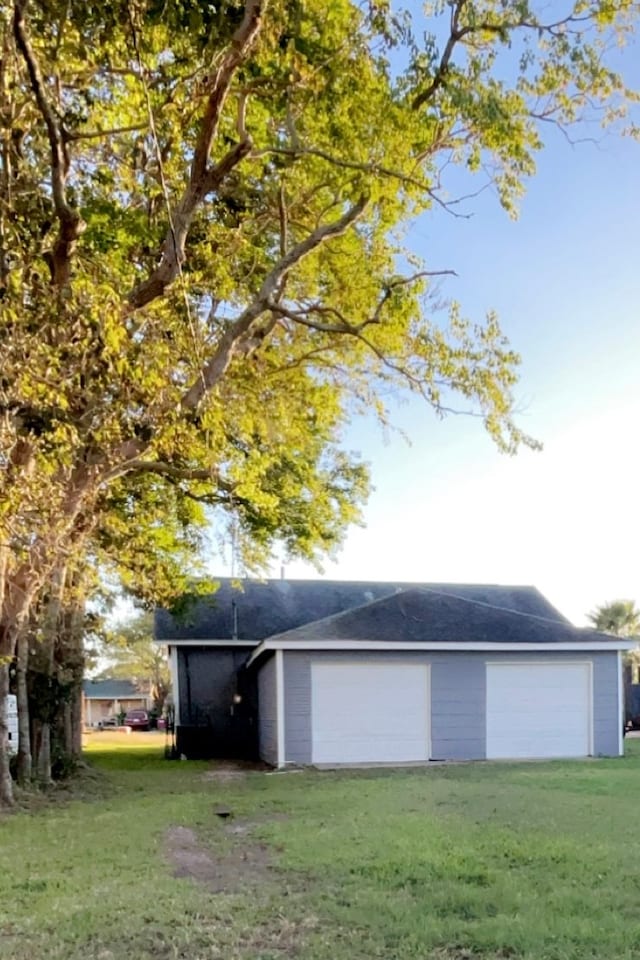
[83,741,211,801]
[86,746,171,771]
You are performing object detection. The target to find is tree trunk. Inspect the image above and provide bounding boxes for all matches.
[35,723,51,784]
[51,577,85,770]
[32,563,67,786]
[0,595,20,808]
[0,540,12,806]
[35,569,87,778]
[15,627,31,785]
[72,685,83,758]
[0,557,49,806]
[63,700,73,758]
[68,593,85,759]
[0,659,13,807]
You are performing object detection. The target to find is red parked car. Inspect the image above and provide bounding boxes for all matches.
[124,709,149,730]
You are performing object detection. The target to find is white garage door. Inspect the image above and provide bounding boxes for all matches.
[311,661,429,764]
[486,662,592,759]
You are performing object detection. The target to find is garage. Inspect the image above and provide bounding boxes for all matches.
[311,661,430,764]
[486,661,592,759]
[246,586,627,767]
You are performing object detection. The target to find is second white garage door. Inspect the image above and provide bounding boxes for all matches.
[311,661,430,764]
[486,662,592,759]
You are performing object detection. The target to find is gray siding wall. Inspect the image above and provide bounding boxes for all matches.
[592,651,620,755]
[284,654,312,764]
[431,656,485,760]
[258,656,278,765]
[281,649,621,764]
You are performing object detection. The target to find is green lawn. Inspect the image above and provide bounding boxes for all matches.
[2,736,640,960]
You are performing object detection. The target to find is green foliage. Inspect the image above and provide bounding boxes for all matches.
[588,599,640,637]
[0,0,638,608]
[27,668,74,725]
[95,476,215,606]
[97,612,171,710]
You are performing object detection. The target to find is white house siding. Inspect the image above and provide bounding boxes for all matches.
[119,698,149,713]
[84,696,149,726]
[276,649,621,765]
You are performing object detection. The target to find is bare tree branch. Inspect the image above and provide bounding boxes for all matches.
[270,268,456,333]
[13,0,86,287]
[386,269,458,287]
[412,0,468,111]
[167,486,228,506]
[278,182,288,259]
[255,145,431,190]
[411,4,596,111]
[102,458,239,507]
[110,195,369,470]
[64,122,148,142]
[191,1,262,184]
[272,303,355,335]
[256,145,474,218]
[116,461,218,480]
[275,304,437,402]
[109,459,223,482]
[126,0,264,311]
[178,195,369,411]
[263,266,486,416]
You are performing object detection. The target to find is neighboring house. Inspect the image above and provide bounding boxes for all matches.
[155,579,632,766]
[82,679,151,727]
[624,669,640,728]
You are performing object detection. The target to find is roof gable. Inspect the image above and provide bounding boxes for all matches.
[154,579,570,642]
[263,587,610,646]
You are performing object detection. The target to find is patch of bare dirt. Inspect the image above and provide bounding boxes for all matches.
[429,951,479,960]
[235,914,320,957]
[200,760,269,783]
[163,817,319,958]
[164,825,274,894]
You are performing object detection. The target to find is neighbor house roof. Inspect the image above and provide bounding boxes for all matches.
[82,680,146,700]
[257,588,615,646]
[154,578,570,642]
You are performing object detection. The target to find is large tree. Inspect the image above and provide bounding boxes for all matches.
[13,468,220,788]
[0,0,638,804]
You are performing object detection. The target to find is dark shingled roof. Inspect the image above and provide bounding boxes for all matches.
[263,588,613,646]
[154,578,571,642]
[82,680,145,700]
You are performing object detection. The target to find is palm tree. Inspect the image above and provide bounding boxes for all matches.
[588,600,640,638]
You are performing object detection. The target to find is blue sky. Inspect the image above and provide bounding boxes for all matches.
[273,79,640,625]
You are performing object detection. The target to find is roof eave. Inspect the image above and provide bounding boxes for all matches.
[247,638,636,667]
[154,638,260,646]
[83,693,147,700]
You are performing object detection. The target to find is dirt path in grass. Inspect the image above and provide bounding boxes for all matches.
[164,823,274,893]
[200,760,268,783]
[164,816,317,957]
[166,760,285,893]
